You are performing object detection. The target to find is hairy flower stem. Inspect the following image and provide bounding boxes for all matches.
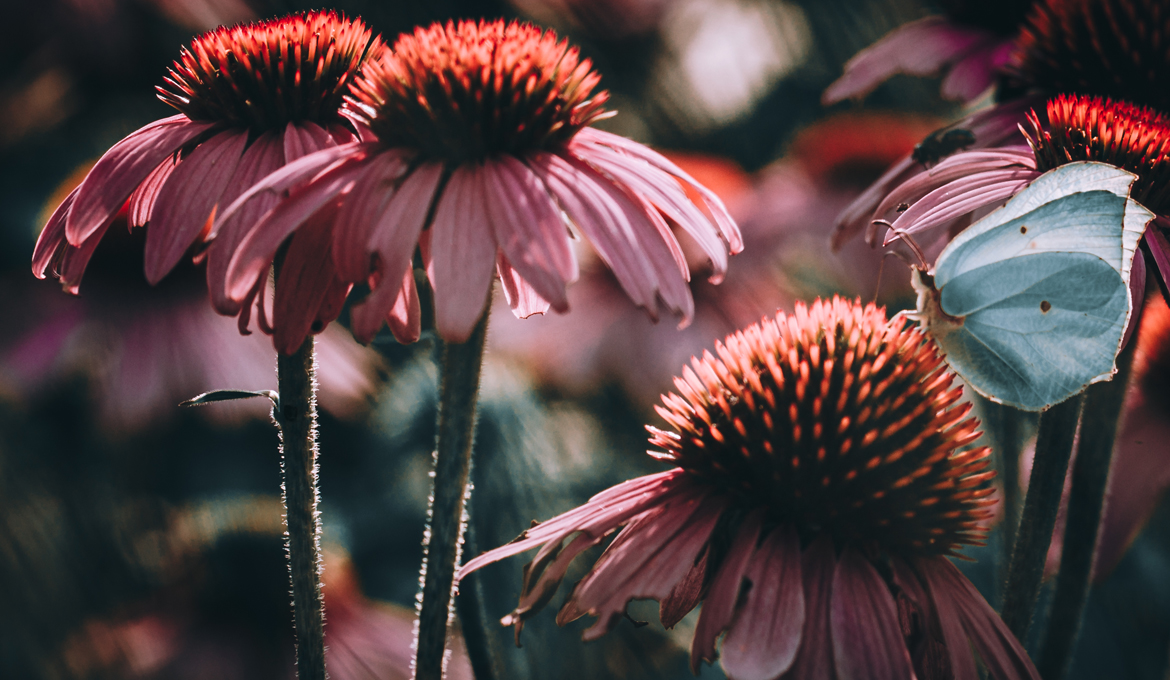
[1039,340,1138,680]
[415,307,490,680]
[456,524,499,680]
[1000,393,1084,642]
[982,400,1026,561]
[277,335,327,680]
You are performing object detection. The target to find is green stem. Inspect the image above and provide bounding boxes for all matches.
[999,393,1084,642]
[1038,340,1138,680]
[277,336,327,680]
[982,399,1026,571]
[414,308,490,680]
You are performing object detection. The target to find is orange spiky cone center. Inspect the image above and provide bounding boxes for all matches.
[157,11,376,131]
[648,297,995,556]
[1025,94,1170,213]
[344,19,612,164]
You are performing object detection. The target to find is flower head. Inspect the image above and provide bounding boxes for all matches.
[459,298,1037,680]
[33,11,379,315]
[347,20,611,163]
[1026,94,1170,213]
[219,19,741,351]
[1009,0,1170,111]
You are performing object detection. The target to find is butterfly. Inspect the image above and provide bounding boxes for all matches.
[909,161,1153,411]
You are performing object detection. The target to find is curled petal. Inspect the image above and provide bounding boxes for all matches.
[273,201,348,354]
[498,253,553,319]
[32,188,79,279]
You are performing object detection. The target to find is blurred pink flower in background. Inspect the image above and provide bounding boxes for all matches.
[219,19,740,352]
[8,172,380,431]
[488,113,934,403]
[463,299,1038,680]
[32,11,381,349]
[822,0,1034,106]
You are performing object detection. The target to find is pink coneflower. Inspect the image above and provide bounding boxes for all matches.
[823,0,1034,106]
[32,11,379,326]
[217,18,741,350]
[460,297,1038,680]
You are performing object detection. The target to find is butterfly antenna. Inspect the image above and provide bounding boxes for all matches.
[874,219,929,269]
[872,254,888,304]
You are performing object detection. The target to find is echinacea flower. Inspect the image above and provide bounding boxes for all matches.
[823,0,1034,106]
[459,297,1039,680]
[32,11,380,331]
[218,19,741,350]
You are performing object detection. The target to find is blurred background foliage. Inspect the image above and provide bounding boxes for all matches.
[1,0,1168,678]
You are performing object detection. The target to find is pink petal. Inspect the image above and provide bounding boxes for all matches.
[720,524,804,680]
[871,150,1036,226]
[782,535,837,679]
[1146,224,1170,293]
[570,142,729,280]
[691,510,764,673]
[482,155,575,310]
[273,200,347,354]
[225,157,369,304]
[428,164,499,342]
[283,120,339,161]
[58,221,112,294]
[830,547,915,680]
[498,253,553,318]
[659,545,708,629]
[386,266,421,344]
[505,532,607,640]
[1123,250,1147,349]
[940,39,1009,102]
[67,114,214,245]
[885,176,1035,245]
[144,129,248,284]
[213,141,367,234]
[457,470,692,580]
[205,130,286,315]
[911,557,977,680]
[563,491,726,640]
[331,149,412,282]
[349,162,443,342]
[823,17,991,104]
[127,157,177,228]
[572,127,742,253]
[834,156,920,250]
[32,187,78,279]
[917,557,1040,680]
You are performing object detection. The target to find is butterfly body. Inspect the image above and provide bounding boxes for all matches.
[913,162,1153,411]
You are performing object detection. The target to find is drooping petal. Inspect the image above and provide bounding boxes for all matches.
[457,470,693,580]
[498,253,553,318]
[331,149,412,281]
[822,17,992,104]
[571,127,742,252]
[386,267,421,345]
[910,557,977,680]
[560,491,726,640]
[781,535,837,680]
[67,114,214,244]
[691,510,764,673]
[205,130,286,315]
[127,157,177,228]
[273,200,347,354]
[58,221,113,294]
[482,155,574,310]
[570,141,729,281]
[830,548,915,680]
[917,557,1039,680]
[144,129,248,284]
[659,544,708,629]
[1146,224,1170,293]
[720,524,804,680]
[225,157,370,304]
[32,187,78,279]
[940,40,1010,103]
[428,164,499,342]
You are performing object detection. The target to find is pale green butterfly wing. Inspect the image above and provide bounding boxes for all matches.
[916,162,1153,411]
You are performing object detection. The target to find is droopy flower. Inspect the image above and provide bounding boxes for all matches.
[823,0,1034,106]
[459,298,1038,680]
[32,11,380,326]
[218,19,742,349]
